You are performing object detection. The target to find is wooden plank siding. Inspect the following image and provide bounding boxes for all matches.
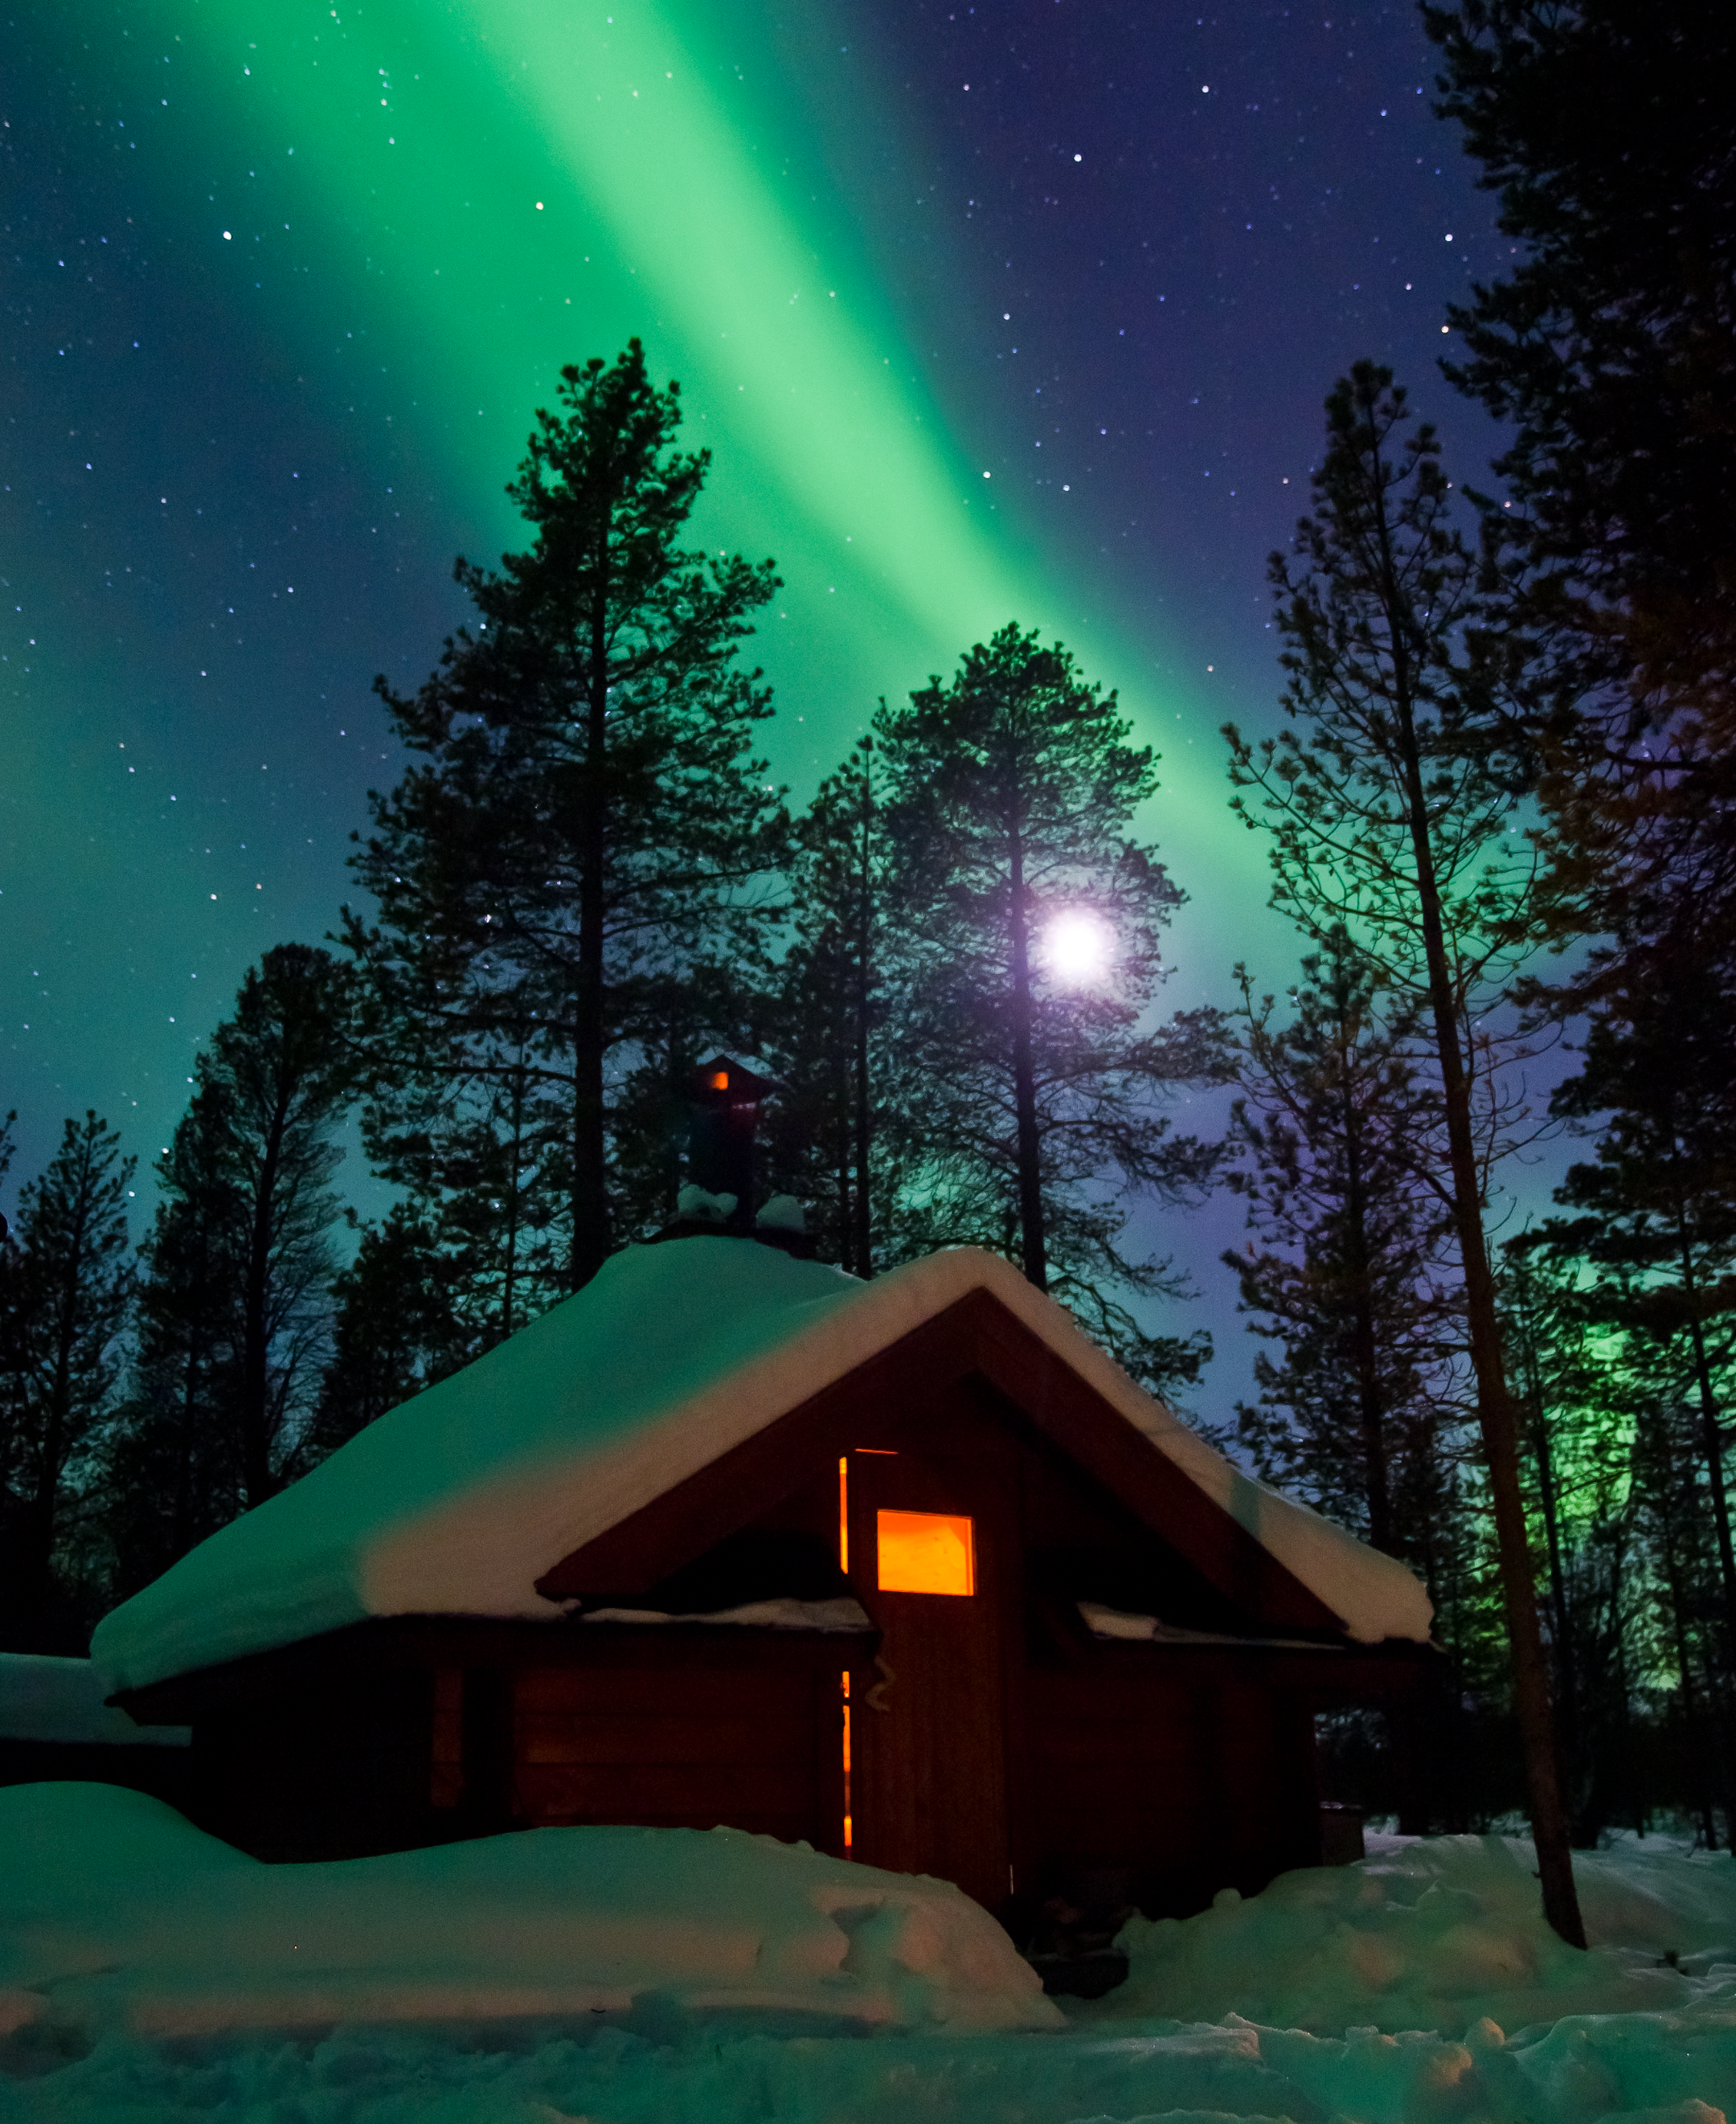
[843,1414,1023,1910]
[512,1660,842,1848]
[125,1620,861,1864]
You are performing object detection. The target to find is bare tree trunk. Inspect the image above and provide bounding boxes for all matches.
[240,1093,289,1508]
[835,1123,855,1275]
[501,1058,526,1342]
[1005,827,1046,1290]
[1340,1076,1394,1553]
[1511,1270,1579,1812]
[1677,1216,1736,1646]
[571,528,612,1290]
[1390,683,1584,1944]
[1363,429,1583,1945]
[1530,1392,1578,1809]
[851,762,875,1279]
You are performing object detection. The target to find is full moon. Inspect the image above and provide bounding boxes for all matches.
[1042,909,1113,986]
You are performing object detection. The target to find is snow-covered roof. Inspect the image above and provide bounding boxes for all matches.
[92,1242,1431,1696]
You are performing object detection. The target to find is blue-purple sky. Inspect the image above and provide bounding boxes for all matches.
[2,0,1517,1397]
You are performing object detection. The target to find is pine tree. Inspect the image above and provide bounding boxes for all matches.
[875,623,1218,1393]
[107,945,357,1570]
[762,739,890,1275]
[1542,956,1736,1676]
[1633,1381,1735,1843]
[363,1037,571,1360]
[1222,933,1461,1573]
[1226,362,1586,1942]
[103,1095,240,1598]
[1425,0,1736,993]
[1501,1237,1652,1843]
[0,1111,28,1614]
[309,1205,471,1454]
[0,1113,134,1648]
[1427,0,1736,732]
[348,342,786,1295]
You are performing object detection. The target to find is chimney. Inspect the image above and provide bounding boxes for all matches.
[682,1053,776,1234]
[653,1054,814,1257]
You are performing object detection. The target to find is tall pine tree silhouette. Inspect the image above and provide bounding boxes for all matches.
[108,943,356,1589]
[1222,933,1459,1571]
[1226,362,1585,1944]
[876,624,1218,1392]
[348,342,784,1295]
[1544,955,1736,1668]
[0,1113,133,1648]
[764,739,890,1276]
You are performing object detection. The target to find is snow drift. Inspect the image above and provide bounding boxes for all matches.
[5,1803,1736,2122]
[0,1783,1059,2047]
[91,1242,1430,1696]
[1101,1830,1736,2036]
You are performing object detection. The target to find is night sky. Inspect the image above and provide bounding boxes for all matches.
[2,0,1509,1397]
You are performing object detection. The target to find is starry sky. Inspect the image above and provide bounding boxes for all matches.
[2,0,1510,1393]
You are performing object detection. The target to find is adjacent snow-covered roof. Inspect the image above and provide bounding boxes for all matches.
[0,1653,190,1746]
[92,1242,1431,1696]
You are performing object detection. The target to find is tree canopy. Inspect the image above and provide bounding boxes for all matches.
[347,341,785,1300]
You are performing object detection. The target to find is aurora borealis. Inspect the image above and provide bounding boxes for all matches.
[3,1,1501,1378]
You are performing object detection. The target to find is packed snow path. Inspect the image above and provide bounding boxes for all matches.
[5,1786,1736,2122]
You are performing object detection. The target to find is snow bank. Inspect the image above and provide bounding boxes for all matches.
[92,1242,1428,1696]
[0,1782,1058,2048]
[6,1815,1736,2122]
[1099,1831,1736,2036]
[0,1654,187,1747]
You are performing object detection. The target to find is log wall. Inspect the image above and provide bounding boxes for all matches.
[513,1656,842,1848]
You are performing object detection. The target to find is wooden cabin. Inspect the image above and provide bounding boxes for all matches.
[96,1234,1441,1924]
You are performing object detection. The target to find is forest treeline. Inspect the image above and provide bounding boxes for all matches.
[4,0,1734,1870]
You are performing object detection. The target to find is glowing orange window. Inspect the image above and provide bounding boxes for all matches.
[876,1509,976,1596]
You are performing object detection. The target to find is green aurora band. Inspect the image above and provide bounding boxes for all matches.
[4,0,1295,1217]
[179,0,1274,964]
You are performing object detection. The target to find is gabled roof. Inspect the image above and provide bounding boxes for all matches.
[92,1243,1431,1695]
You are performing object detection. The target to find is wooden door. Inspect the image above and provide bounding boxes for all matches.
[845,1444,1013,1909]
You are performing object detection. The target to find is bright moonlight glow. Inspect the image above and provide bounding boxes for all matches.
[1042,909,1113,986]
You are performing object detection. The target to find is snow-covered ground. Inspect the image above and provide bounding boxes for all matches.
[5,1784,1736,2123]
